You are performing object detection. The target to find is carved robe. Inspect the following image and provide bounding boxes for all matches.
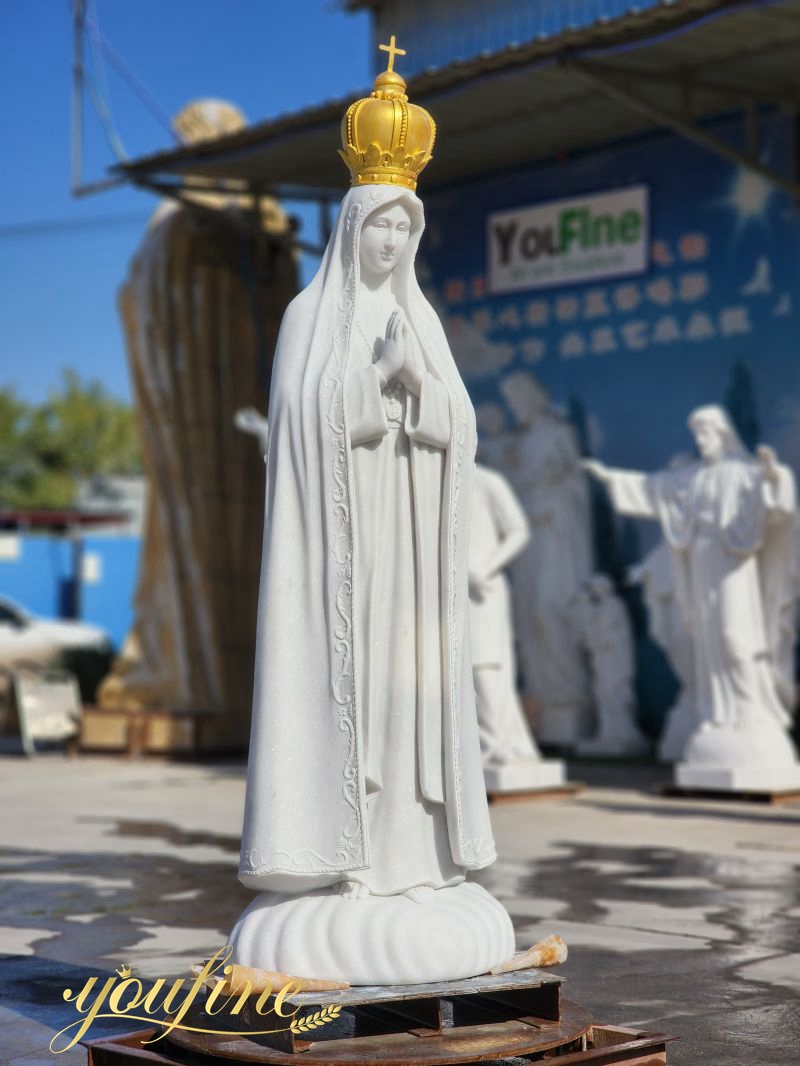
[239,185,496,895]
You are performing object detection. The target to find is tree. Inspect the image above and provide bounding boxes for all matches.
[0,370,143,509]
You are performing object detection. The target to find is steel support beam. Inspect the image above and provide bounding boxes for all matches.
[572,58,800,111]
[566,60,800,198]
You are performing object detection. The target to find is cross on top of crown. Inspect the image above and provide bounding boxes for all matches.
[379,35,406,74]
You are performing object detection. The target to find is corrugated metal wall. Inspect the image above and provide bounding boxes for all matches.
[373,0,670,75]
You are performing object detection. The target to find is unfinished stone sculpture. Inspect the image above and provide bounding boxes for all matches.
[570,575,647,756]
[98,100,297,750]
[586,405,800,792]
[470,464,565,791]
[231,46,514,985]
[491,372,594,747]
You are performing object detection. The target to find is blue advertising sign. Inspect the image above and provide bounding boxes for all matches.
[420,112,800,478]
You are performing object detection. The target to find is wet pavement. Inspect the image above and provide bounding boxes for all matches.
[1,755,799,1065]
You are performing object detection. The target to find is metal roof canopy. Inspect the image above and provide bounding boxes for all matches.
[116,0,800,206]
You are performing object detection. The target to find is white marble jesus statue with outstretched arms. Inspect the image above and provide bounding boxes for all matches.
[585,404,800,793]
[228,44,514,986]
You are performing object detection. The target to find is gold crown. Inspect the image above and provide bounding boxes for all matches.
[339,36,436,191]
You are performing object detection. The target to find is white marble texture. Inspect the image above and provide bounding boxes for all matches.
[483,758,567,793]
[629,539,697,763]
[482,372,593,746]
[231,882,513,986]
[570,574,647,757]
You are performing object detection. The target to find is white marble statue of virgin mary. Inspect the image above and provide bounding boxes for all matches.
[230,181,514,984]
[586,405,800,791]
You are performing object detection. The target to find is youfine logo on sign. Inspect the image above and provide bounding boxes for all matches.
[488,185,649,294]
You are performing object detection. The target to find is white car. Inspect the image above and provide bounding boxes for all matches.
[0,596,111,667]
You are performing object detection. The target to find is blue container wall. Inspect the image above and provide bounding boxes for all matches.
[0,534,139,649]
[0,537,71,618]
[373,0,667,76]
[81,537,140,648]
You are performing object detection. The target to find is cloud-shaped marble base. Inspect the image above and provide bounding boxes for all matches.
[230,880,514,986]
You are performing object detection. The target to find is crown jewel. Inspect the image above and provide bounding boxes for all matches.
[339,36,436,191]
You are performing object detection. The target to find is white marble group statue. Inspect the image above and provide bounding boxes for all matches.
[629,541,698,763]
[569,575,647,756]
[470,464,566,792]
[586,405,800,792]
[230,48,514,986]
[494,372,593,746]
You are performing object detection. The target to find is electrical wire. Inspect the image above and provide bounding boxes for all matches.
[0,215,149,241]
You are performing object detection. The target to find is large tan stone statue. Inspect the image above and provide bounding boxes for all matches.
[97,100,297,749]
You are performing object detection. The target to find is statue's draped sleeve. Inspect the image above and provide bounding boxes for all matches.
[405,375,450,449]
[346,365,450,449]
[346,366,389,446]
[604,469,659,520]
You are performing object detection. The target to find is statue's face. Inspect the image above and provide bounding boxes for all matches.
[692,419,725,462]
[500,374,546,427]
[359,203,412,280]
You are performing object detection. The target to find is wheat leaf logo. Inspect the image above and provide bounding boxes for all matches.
[290,1004,341,1033]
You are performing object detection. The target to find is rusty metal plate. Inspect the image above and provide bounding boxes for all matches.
[163,998,591,1063]
[84,1015,675,1065]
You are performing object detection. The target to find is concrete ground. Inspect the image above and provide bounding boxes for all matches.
[1,755,799,1065]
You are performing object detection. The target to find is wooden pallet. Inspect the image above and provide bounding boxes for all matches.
[663,784,800,805]
[77,705,215,756]
[82,969,673,1064]
[487,783,584,805]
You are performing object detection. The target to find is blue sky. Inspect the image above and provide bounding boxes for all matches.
[0,1,371,403]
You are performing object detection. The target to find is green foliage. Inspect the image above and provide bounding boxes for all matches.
[0,370,142,510]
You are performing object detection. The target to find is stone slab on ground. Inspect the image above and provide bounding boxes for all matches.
[484,756,565,793]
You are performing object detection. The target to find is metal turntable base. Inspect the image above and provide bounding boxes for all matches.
[82,967,673,1065]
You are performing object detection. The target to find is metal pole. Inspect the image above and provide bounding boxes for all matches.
[69,526,83,621]
[71,0,86,196]
[567,60,800,200]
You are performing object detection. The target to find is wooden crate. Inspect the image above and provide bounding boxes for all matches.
[78,706,211,756]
